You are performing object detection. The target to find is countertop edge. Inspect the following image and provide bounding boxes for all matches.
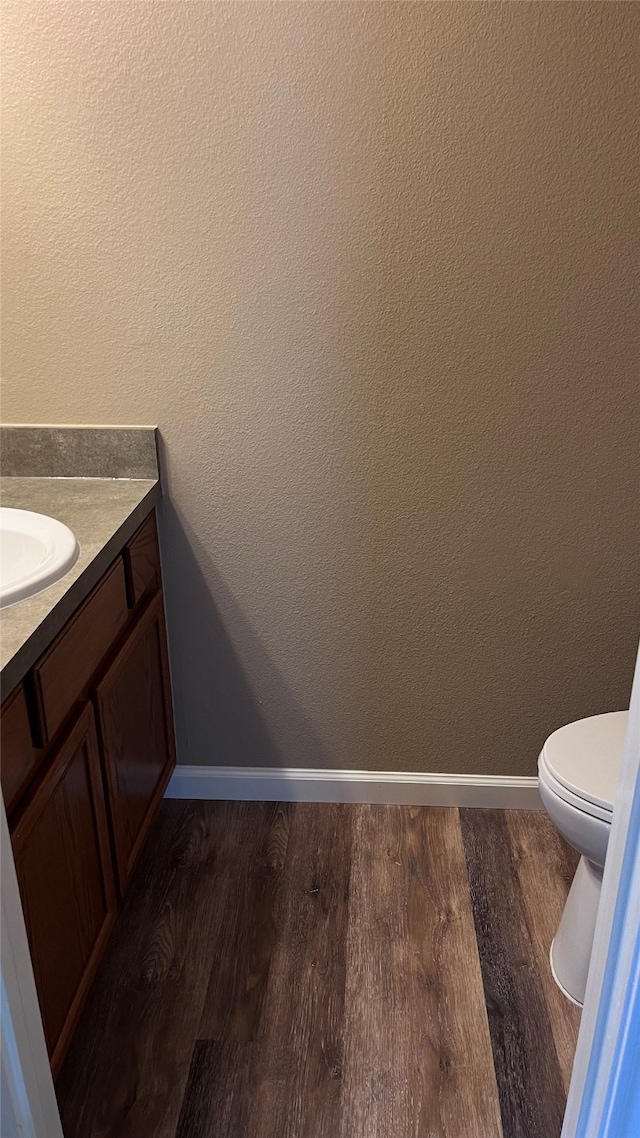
[1,481,161,695]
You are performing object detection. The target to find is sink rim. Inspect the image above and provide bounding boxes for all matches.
[0,506,79,609]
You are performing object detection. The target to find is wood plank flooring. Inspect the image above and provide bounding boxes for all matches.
[339,806,501,1138]
[56,803,580,1138]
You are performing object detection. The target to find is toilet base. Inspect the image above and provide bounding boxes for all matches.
[550,855,603,1006]
[549,941,584,1007]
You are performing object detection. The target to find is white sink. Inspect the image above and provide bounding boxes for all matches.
[0,508,79,608]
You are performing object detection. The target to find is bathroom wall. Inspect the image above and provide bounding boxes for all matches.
[2,2,638,776]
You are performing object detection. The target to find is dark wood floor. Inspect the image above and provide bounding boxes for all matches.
[56,802,581,1138]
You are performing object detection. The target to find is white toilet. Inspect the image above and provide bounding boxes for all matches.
[538,710,628,1006]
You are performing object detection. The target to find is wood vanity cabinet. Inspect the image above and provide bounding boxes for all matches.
[96,592,175,894]
[0,507,175,1074]
[0,683,42,813]
[32,558,129,745]
[11,705,116,1073]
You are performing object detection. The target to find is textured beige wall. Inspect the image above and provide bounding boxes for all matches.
[2,3,638,776]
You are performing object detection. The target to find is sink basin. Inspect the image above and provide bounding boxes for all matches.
[0,507,79,608]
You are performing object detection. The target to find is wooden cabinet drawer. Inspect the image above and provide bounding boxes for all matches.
[11,704,116,1074]
[95,591,176,894]
[1,684,41,814]
[33,558,128,743]
[124,510,160,608]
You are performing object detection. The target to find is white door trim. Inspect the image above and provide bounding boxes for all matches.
[165,765,542,809]
[562,642,640,1137]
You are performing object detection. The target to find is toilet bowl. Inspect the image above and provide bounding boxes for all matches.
[538,710,628,1006]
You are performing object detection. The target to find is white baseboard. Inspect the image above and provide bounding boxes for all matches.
[165,765,542,810]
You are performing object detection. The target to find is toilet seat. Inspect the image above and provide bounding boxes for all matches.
[538,711,628,816]
[538,755,613,822]
[538,753,613,823]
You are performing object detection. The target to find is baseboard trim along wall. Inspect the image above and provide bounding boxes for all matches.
[165,766,542,810]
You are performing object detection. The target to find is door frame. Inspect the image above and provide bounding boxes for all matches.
[562,641,640,1137]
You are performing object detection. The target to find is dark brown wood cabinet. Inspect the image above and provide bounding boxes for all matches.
[0,683,42,813]
[123,509,160,607]
[96,592,176,894]
[11,704,116,1074]
[1,508,176,1074]
[33,558,129,745]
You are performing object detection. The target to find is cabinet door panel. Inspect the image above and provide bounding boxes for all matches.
[124,509,160,608]
[96,592,176,894]
[11,704,116,1073]
[33,558,128,743]
[1,683,41,813]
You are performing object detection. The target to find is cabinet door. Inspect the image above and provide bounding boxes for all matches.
[95,592,176,894]
[1,683,41,814]
[11,704,116,1074]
